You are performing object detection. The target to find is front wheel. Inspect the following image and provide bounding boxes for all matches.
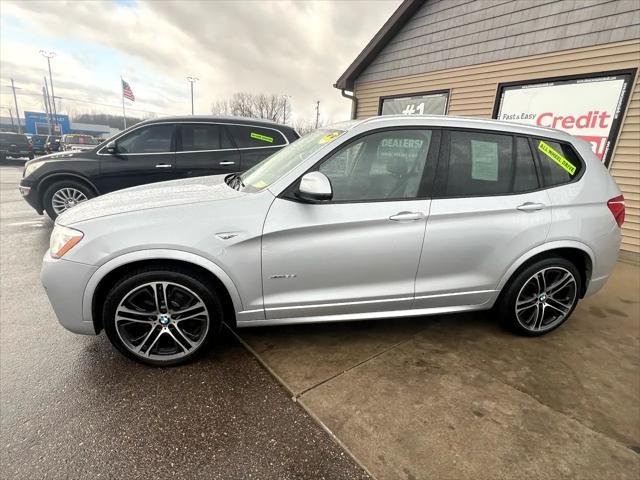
[103,268,223,367]
[499,257,581,336]
[43,180,94,220]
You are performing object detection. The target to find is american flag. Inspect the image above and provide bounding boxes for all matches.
[122,79,135,101]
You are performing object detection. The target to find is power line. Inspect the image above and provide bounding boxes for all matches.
[0,86,170,116]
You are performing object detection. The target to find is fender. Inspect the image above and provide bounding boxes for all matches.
[81,248,244,325]
[39,172,100,194]
[495,240,595,293]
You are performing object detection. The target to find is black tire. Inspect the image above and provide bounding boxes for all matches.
[103,267,223,367]
[28,152,35,160]
[498,256,581,336]
[42,179,95,220]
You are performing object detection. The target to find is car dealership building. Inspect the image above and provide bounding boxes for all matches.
[336,0,640,256]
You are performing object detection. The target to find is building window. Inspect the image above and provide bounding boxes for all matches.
[494,70,636,168]
[379,90,449,116]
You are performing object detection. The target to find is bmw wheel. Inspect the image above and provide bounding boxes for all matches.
[499,257,581,336]
[43,179,94,220]
[103,267,222,366]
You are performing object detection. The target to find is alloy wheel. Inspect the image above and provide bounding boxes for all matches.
[515,266,577,333]
[51,187,88,215]
[114,281,210,362]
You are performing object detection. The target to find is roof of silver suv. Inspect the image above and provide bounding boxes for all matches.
[343,115,577,144]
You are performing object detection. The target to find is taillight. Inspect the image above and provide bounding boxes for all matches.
[607,195,625,227]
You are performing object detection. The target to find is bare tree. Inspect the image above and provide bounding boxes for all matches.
[210,92,291,124]
[293,117,327,135]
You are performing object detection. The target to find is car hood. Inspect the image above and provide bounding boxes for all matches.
[57,175,245,226]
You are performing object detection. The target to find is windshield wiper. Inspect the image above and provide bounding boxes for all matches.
[226,173,244,191]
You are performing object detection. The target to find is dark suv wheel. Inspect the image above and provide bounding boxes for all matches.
[499,257,581,336]
[103,267,223,367]
[43,179,94,220]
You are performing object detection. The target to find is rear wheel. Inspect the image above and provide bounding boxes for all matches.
[499,257,581,336]
[103,268,222,367]
[43,179,94,220]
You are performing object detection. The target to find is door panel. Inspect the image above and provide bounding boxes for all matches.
[97,123,176,193]
[414,130,551,309]
[262,198,429,319]
[414,192,551,308]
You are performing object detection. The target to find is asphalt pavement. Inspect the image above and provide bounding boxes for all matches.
[0,163,369,479]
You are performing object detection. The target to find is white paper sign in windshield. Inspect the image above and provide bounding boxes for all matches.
[381,92,448,116]
[495,73,634,167]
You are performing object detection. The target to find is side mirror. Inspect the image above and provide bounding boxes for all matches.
[296,171,333,202]
[106,141,117,154]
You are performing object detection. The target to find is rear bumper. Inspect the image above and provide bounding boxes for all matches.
[584,225,621,297]
[41,254,98,335]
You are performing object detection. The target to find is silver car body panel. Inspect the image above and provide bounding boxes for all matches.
[42,115,622,334]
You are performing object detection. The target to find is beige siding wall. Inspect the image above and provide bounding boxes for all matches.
[354,39,640,253]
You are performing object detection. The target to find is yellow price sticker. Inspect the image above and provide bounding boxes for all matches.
[538,141,577,175]
[318,131,341,144]
[253,180,267,189]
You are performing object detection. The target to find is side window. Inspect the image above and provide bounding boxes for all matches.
[533,138,583,187]
[116,124,174,154]
[180,124,233,151]
[514,137,540,192]
[227,125,287,148]
[318,129,433,202]
[435,130,515,197]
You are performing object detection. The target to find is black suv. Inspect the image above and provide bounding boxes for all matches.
[1,132,34,160]
[19,116,299,219]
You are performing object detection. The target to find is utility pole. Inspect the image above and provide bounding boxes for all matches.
[186,77,198,115]
[282,95,291,124]
[44,77,54,135]
[315,100,320,129]
[10,78,22,134]
[40,50,58,132]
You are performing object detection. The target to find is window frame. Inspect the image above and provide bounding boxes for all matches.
[281,126,442,205]
[431,127,587,200]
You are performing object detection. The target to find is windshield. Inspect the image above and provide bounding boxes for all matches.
[64,134,98,145]
[239,128,345,192]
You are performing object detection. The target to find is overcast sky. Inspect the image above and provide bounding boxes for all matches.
[0,0,400,127]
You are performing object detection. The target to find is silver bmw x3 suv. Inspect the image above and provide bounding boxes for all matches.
[42,115,624,366]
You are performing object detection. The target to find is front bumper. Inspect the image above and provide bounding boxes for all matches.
[19,181,43,214]
[41,254,98,335]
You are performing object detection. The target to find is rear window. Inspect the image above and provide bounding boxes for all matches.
[227,125,287,149]
[0,133,29,144]
[532,138,583,187]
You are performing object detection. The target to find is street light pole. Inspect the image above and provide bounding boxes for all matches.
[282,94,291,124]
[186,77,199,115]
[40,50,58,132]
[10,78,22,134]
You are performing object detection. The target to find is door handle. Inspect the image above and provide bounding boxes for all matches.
[219,161,236,165]
[155,163,172,168]
[389,211,426,222]
[517,202,545,212]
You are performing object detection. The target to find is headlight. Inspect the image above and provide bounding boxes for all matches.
[50,225,84,259]
[24,161,44,177]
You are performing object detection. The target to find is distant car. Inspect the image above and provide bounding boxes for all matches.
[60,134,99,152]
[0,132,34,160]
[28,134,49,154]
[19,116,299,219]
[45,136,61,154]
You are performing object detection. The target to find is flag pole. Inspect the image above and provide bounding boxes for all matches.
[121,76,127,130]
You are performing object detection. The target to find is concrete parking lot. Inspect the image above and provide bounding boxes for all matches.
[1,161,639,480]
